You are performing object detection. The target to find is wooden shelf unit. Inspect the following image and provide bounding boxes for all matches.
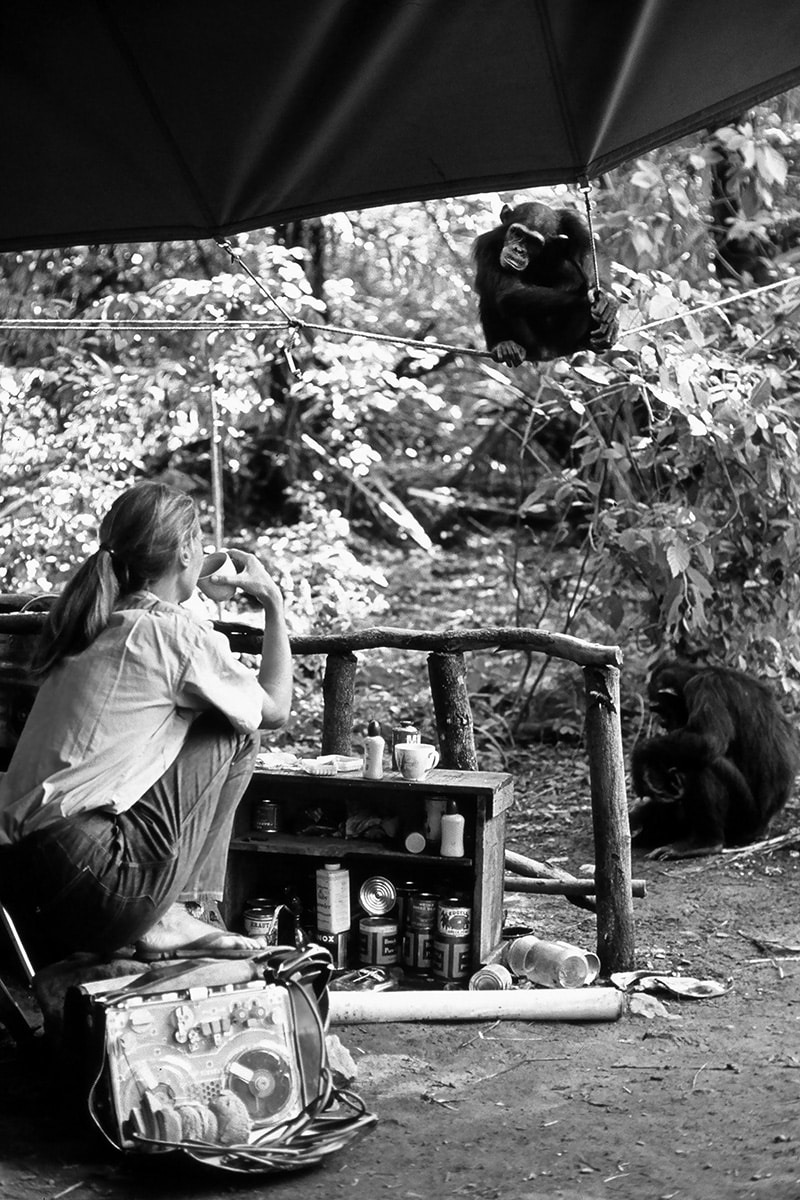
[225,767,513,969]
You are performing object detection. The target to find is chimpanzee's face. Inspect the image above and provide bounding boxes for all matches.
[498,202,560,272]
[500,222,544,272]
[648,668,690,730]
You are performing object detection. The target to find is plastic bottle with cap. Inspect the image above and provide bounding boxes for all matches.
[439,800,465,858]
[362,720,385,780]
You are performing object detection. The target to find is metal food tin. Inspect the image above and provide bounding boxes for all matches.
[437,896,472,938]
[243,900,281,942]
[432,936,472,981]
[468,963,514,990]
[315,929,350,970]
[358,917,399,965]
[358,876,397,917]
[394,880,417,930]
[402,928,433,972]
[252,798,279,833]
[391,724,419,768]
[407,891,438,930]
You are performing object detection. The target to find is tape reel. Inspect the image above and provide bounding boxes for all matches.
[226,1047,294,1120]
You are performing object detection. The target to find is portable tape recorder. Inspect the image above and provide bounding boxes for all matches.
[90,976,306,1149]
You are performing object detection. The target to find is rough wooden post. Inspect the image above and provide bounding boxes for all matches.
[321,652,357,755]
[0,631,38,767]
[583,663,635,974]
[427,650,478,770]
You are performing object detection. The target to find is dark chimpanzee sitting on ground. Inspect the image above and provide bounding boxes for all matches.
[473,200,619,367]
[629,658,800,860]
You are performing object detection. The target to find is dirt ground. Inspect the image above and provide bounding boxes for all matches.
[2,744,799,1200]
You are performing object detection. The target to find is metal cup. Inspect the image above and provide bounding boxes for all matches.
[197,550,238,601]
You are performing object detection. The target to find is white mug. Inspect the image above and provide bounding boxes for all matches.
[395,742,439,781]
[197,551,239,602]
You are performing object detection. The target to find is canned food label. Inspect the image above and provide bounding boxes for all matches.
[358,918,399,965]
[402,929,433,970]
[243,904,280,942]
[391,726,419,768]
[408,892,438,929]
[315,929,349,969]
[437,901,472,938]
[432,937,472,980]
[252,800,279,832]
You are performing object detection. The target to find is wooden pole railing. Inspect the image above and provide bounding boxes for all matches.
[0,610,634,972]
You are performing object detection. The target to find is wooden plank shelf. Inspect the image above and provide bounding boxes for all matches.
[230,832,473,866]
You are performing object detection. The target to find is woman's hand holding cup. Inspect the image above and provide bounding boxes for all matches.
[197,549,282,609]
[197,551,239,601]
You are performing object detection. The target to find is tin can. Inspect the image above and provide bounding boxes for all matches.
[395,880,417,930]
[391,724,419,769]
[252,798,279,833]
[358,917,399,965]
[437,896,472,939]
[402,928,433,972]
[432,936,472,981]
[468,963,514,990]
[315,929,349,970]
[359,875,397,917]
[243,900,281,942]
[407,890,438,930]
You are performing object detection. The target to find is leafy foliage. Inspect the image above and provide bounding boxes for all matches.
[3,92,800,736]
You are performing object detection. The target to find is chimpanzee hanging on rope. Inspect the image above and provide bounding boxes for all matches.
[473,200,619,367]
[629,658,800,860]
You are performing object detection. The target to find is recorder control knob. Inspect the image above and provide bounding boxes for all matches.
[172,1004,195,1044]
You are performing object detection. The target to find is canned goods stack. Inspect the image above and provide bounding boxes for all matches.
[401,890,437,973]
[431,895,472,982]
[354,875,473,983]
[358,876,399,966]
[400,889,474,982]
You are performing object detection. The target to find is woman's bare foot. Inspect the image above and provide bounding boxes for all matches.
[135,903,268,960]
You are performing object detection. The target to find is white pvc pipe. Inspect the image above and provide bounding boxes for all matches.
[329,986,625,1024]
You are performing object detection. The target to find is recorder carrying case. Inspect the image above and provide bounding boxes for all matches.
[67,944,376,1174]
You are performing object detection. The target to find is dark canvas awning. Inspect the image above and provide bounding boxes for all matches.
[2,0,800,251]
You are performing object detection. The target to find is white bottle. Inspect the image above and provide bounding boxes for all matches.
[315,863,351,933]
[440,800,465,858]
[362,720,385,780]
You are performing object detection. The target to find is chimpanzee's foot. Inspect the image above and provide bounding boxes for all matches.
[646,839,724,861]
[135,903,268,961]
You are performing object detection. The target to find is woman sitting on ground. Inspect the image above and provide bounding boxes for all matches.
[0,481,292,964]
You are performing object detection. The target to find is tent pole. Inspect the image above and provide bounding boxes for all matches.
[579,177,601,293]
[208,356,224,550]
